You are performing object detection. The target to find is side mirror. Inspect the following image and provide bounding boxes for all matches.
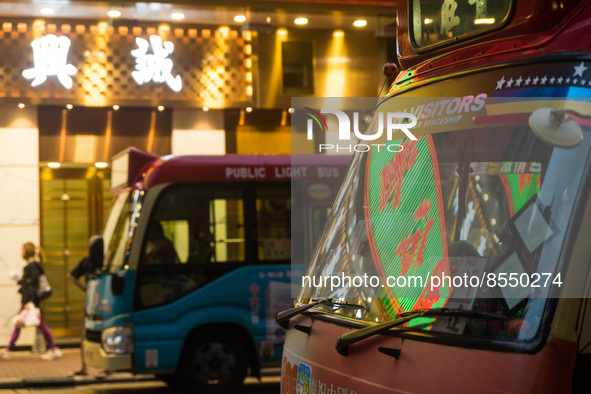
[88,235,104,274]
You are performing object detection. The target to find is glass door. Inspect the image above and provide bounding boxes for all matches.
[40,167,111,338]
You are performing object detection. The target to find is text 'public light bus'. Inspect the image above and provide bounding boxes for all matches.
[280,0,591,393]
[81,148,349,393]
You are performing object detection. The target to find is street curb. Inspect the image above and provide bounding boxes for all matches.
[0,374,158,389]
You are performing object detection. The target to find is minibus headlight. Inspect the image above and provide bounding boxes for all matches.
[101,325,134,354]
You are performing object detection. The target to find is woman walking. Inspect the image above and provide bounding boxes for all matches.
[0,242,62,360]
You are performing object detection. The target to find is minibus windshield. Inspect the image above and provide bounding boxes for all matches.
[298,98,591,343]
[103,189,143,273]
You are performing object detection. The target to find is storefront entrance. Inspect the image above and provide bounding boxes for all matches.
[40,167,111,338]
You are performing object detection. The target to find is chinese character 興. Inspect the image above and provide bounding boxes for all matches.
[22,34,77,89]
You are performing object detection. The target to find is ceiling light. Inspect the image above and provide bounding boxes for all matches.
[424,18,433,25]
[107,10,121,18]
[276,28,288,36]
[245,106,253,113]
[157,105,165,111]
[203,106,209,112]
[18,103,25,109]
[40,8,54,16]
[48,162,61,168]
[333,30,344,37]
[171,12,185,21]
[66,104,73,110]
[353,19,367,27]
[294,18,308,25]
[112,105,120,110]
[95,162,108,168]
[234,15,246,23]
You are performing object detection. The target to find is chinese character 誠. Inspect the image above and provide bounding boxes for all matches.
[22,34,77,89]
[131,35,182,92]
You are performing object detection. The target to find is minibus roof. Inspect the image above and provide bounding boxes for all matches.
[111,147,351,192]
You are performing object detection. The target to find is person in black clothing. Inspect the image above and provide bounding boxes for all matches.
[145,221,178,265]
[68,255,91,293]
[0,242,61,360]
[67,235,106,377]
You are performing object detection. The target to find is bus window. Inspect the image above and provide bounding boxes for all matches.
[412,0,512,49]
[160,220,189,262]
[299,115,588,337]
[105,190,142,273]
[211,189,245,262]
[256,186,291,261]
[137,186,245,308]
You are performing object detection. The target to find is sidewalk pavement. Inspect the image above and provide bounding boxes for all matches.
[0,347,156,389]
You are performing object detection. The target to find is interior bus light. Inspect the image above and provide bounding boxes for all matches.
[295,18,308,25]
[474,18,495,24]
[353,20,367,27]
[171,12,185,20]
[48,162,61,168]
[95,162,108,168]
[234,15,246,23]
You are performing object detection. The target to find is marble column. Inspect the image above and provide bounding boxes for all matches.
[0,106,39,346]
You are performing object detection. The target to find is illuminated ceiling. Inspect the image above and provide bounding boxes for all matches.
[0,1,396,31]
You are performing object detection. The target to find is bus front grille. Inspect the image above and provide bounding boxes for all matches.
[85,329,102,343]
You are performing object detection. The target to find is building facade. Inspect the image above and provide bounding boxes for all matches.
[0,1,395,343]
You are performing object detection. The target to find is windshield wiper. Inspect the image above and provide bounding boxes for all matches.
[276,298,366,329]
[335,308,506,356]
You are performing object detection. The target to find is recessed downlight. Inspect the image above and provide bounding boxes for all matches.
[107,9,121,18]
[40,8,55,16]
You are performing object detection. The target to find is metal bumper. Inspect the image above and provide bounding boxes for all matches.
[82,340,132,371]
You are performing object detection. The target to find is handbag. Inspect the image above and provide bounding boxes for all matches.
[11,302,41,327]
[37,273,52,300]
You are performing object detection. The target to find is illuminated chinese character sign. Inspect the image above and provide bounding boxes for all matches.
[131,35,182,92]
[6,22,251,105]
[366,136,450,319]
[22,34,77,89]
